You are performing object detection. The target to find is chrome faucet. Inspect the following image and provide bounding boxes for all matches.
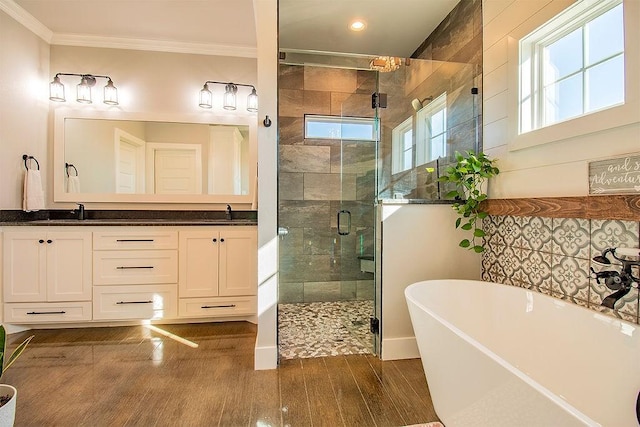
[590,247,640,309]
[225,204,232,220]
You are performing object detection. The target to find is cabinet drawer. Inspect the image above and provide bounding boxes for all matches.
[93,250,177,285]
[93,230,178,250]
[178,296,256,318]
[93,285,177,320]
[4,302,92,323]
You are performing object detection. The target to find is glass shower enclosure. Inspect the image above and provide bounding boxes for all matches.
[277,51,478,359]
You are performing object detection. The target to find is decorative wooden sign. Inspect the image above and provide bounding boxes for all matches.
[589,155,640,195]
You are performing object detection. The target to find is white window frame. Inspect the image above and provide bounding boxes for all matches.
[415,93,447,165]
[391,116,413,174]
[520,0,624,134]
[304,115,377,141]
[507,0,639,151]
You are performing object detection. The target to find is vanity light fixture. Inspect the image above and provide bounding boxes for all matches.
[198,81,258,112]
[49,73,119,105]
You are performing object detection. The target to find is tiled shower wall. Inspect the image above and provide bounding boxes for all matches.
[482,215,640,324]
[278,65,376,303]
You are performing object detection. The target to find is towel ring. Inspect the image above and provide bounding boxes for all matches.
[65,163,78,177]
[23,154,40,170]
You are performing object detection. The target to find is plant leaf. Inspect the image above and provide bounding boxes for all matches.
[473,245,485,253]
[455,217,461,228]
[459,239,471,248]
[461,222,473,231]
[474,229,486,237]
[3,335,34,373]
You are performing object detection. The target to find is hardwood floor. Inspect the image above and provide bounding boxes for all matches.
[5,322,439,426]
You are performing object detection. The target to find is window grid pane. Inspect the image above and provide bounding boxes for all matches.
[521,0,625,133]
[586,4,624,66]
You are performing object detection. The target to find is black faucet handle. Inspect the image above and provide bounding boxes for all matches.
[590,267,620,286]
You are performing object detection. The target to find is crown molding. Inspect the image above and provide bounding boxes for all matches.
[51,34,257,58]
[0,0,52,42]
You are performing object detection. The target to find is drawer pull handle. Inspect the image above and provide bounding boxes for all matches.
[27,311,66,315]
[201,304,236,309]
[116,301,153,305]
[38,239,45,244]
[116,239,155,242]
[116,266,155,269]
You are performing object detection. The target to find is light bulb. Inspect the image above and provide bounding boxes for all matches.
[49,75,65,102]
[223,83,237,111]
[103,79,118,105]
[246,87,258,112]
[76,77,92,104]
[199,83,212,109]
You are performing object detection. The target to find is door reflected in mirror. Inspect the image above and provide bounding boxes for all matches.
[63,118,250,196]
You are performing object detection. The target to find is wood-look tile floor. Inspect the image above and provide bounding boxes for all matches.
[5,322,439,427]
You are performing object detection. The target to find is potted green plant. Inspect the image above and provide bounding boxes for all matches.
[0,325,34,427]
[438,151,499,253]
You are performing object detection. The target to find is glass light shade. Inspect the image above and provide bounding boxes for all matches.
[223,84,237,110]
[246,88,258,112]
[49,76,65,102]
[76,77,92,104]
[103,79,119,105]
[199,84,212,109]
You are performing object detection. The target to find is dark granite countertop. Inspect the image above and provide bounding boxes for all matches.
[378,198,455,205]
[0,219,257,226]
[0,209,258,226]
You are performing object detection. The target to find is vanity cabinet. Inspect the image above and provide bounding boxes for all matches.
[178,227,257,317]
[92,229,178,320]
[3,230,92,323]
[1,224,257,325]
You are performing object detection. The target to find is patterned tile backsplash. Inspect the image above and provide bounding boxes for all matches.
[483,215,640,324]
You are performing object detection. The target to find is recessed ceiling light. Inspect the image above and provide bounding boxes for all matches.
[349,19,366,32]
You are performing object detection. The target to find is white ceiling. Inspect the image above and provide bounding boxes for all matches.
[9,0,458,58]
[279,0,460,57]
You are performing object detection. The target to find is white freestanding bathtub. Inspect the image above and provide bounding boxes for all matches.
[405,279,640,427]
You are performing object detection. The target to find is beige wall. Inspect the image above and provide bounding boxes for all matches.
[0,10,50,210]
[482,0,640,198]
[0,16,258,210]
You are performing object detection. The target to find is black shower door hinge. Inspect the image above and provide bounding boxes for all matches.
[370,317,380,334]
[371,92,387,109]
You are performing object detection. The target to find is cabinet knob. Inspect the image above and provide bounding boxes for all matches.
[38,239,44,244]
[212,238,217,243]
[46,239,52,244]
[220,238,225,243]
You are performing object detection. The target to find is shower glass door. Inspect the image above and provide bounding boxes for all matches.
[337,69,379,355]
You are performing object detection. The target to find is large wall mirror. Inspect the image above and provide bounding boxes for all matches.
[54,109,257,204]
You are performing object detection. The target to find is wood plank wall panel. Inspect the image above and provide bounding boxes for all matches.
[481,195,640,221]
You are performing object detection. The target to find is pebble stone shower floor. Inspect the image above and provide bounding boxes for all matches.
[278,300,375,359]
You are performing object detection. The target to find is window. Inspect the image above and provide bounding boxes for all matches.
[304,115,377,141]
[415,93,447,165]
[520,0,624,133]
[391,117,413,174]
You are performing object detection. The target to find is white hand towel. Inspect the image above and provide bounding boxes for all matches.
[67,175,81,193]
[23,169,45,212]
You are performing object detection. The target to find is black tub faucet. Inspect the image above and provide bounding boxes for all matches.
[590,247,640,309]
[226,204,232,220]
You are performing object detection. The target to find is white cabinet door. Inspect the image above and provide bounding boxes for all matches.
[3,232,47,302]
[46,232,92,301]
[178,230,219,298]
[219,228,257,296]
[3,231,92,303]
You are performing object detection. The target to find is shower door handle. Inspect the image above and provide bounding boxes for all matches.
[337,210,351,236]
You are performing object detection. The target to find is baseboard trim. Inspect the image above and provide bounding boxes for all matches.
[254,345,278,370]
[381,336,420,360]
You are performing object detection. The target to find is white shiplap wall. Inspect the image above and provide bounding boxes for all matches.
[482,0,640,198]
